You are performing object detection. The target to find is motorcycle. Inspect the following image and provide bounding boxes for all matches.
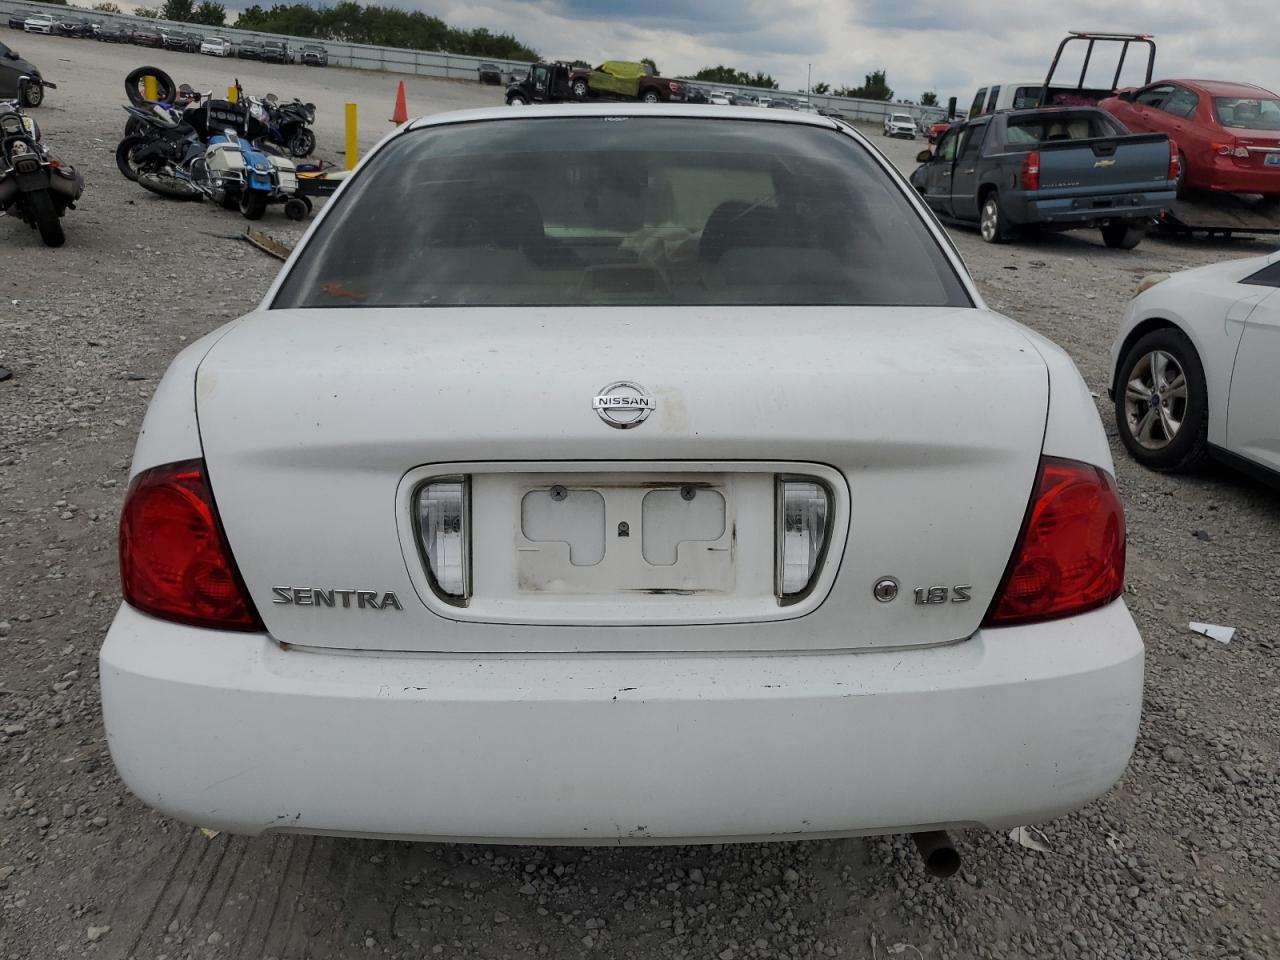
[115,100,201,182]
[0,79,83,247]
[259,94,316,158]
[130,98,310,221]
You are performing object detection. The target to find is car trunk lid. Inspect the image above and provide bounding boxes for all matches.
[195,306,1048,654]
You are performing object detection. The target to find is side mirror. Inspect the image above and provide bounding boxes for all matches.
[1118,90,1134,102]
[7,50,20,60]
[916,149,933,164]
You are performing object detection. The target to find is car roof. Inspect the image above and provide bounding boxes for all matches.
[1166,79,1277,98]
[406,103,845,132]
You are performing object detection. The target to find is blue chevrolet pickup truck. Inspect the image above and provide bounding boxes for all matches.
[909,107,1177,248]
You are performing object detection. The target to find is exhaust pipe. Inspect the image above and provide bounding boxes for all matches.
[912,830,961,878]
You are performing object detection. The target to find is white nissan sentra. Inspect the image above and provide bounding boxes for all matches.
[100,105,1142,865]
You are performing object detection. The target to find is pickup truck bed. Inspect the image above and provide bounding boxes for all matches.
[912,107,1176,248]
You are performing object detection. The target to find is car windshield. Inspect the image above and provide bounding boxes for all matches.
[1213,97,1280,130]
[274,117,969,309]
[892,115,912,123]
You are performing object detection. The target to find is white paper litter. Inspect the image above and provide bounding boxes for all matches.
[1189,622,1235,644]
[1009,825,1052,853]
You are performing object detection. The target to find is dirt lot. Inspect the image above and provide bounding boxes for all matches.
[2,33,1279,960]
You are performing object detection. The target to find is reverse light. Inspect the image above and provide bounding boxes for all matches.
[983,457,1125,627]
[776,478,830,602]
[1020,150,1040,191]
[119,459,263,631]
[1134,273,1169,297]
[416,478,470,604]
[1212,142,1249,158]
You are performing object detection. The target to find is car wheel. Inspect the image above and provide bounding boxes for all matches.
[979,192,1013,244]
[507,95,527,106]
[1101,221,1143,250]
[571,79,588,100]
[1175,150,1189,198]
[642,90,660,103]
[21,81,42,108]
[1114,328,1208,472]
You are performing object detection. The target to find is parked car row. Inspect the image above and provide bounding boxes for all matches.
[6,12,329,67]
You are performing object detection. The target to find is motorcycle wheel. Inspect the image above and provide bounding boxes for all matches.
[288,128,316,158]
[115,136,152,182]
[124,66,177,107]
[240,190,268,220]
[137,172,205,202]
[26,188,64,247]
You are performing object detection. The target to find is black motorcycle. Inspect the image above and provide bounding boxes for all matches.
[261,95,316,158]
[116,101,200,182]
[0,80,83,247]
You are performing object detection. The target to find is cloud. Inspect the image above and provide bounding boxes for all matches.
[215,0,1280,102]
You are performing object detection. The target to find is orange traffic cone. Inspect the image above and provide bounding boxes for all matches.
[390,80,408,126]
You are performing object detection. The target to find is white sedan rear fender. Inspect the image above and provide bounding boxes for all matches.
[100,600,1143,843]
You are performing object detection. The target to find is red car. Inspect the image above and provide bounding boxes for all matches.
[1100,79,1280,198]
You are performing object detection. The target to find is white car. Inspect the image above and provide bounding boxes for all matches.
[709,94,731,106]
[1110,252,1280,477]
[101,105,1142,865]
[23,13,54,33]
[200,36,232,57]
[884,112,917,138]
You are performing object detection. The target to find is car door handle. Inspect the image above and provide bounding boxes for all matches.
[962,168,975,174]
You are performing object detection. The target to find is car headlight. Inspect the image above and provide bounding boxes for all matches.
[1134,273,1169,298]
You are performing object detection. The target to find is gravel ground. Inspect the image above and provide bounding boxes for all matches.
[2,34,1279,960]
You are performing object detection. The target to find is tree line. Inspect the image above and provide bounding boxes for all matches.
[230,2,537,60]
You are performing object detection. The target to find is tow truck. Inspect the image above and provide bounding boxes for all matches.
[1037,31,1280,236]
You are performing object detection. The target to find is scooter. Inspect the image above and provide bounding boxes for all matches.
[0,79,83,247]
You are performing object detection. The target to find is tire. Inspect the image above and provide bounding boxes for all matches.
[240,190,268,221]
[288,128,316,158]
[20,81,42,108]
[1114,328,1208,472]
[571,79,588,100]
[1175,151,1188,198]
[124,65,176,107]
[642,90,660,103]
[1101,221,1143,250]
[26,188,64,247]
[978,191,1014,244]
[114,136,152,181]
[136,171,204,201]
[507,94,527,106]
[284,197,308,221]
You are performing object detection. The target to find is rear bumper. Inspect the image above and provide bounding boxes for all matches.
[1196,162,1280,195]
[100,600,1143,844]
[1017,190,1176,226]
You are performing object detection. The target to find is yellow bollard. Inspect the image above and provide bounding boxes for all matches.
[227,85,238,103]
[143,74,157,102]
[344,102,358,170]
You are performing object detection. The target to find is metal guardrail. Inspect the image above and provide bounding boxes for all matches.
[0,0,942,121]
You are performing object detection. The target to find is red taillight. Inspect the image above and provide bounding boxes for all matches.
[983,457,1125,627]
[1168,138,1179,180]
[1020,150,1040,191]
[668,80,679,92]
[119,459,263,631]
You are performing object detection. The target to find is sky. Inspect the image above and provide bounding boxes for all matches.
[408,0,1280,103]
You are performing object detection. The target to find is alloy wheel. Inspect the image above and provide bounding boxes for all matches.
[1124,349,1189,450]
[980,200,998,242]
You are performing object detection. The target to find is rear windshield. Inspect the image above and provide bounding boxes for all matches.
[274,117,970,309]
[1011,86,1043,109]
[1213,97,1280,130]
[1004,111,1125,146]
